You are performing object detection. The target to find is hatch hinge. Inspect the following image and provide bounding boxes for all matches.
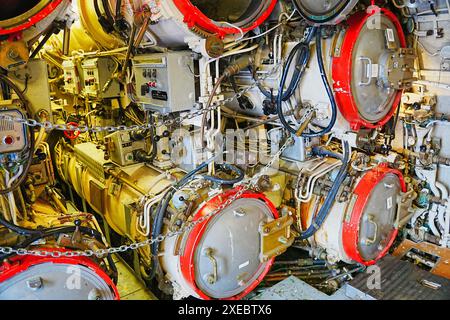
[385,48,417,90]
[259,215,295,262]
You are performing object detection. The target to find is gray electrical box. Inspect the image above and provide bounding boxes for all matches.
[104,131,146,167]
[0,108,27,154]
[133,52,196,114]
[81,57,121,99]
[62,59,82,95]
[9,59,52,119]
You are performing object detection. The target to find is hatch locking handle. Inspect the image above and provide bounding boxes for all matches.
[203,247,218,285]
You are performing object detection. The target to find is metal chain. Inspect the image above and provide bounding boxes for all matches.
[0,106,218,133]
[0,64,281,132]
[0,63,287,258]
[0,136,294,259]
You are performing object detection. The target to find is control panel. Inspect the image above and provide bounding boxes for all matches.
[133,52,196,114]
[62,59,82,95]
[81,57,121,99]
[104,131,146,166]
[0,108,27,154]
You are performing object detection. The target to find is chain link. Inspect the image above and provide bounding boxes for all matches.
[0,64,286,258]
[0,136,293,259]
[0,64,281,132]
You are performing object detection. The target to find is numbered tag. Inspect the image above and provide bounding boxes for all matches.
[386,28,395,43]
[387,196,393,210]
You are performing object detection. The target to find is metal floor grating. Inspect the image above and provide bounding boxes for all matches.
[348,255,450,300]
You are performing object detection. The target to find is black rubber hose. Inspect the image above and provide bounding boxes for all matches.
[299,141,350,239]
[148,159,212,279]
[152,160,211,243]
[283,29,317,99]
[277,27,338,138]
[0,214,41,236]
[312,146,344,161]
[301,28,337,138]
[115,0,122,18]
[259,28,316,101]
[134,149,155,163]
[0,213,103,240]
[106,254,119,285]
[148,158,241,279]
[276,41,311,135]
[201,163,245,185]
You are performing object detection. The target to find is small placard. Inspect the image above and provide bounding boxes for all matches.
[387,197,393,210]
[386,28,395,42]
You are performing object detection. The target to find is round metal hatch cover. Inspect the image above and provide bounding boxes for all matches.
[350,14,401,123]
[0,0,41,22]
[190,0,267,26]
[292,0,358,24]
[192,197,274,299]
[357,173,401,262]
[0,262,117,300]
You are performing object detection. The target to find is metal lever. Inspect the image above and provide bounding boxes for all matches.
[119,5,151,81]
[134,16,151,48]
[71,219,82,244]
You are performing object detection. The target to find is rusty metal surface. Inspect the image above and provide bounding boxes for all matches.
[260,215,295,262]
[349,255,450,300]
[393,239,450,280]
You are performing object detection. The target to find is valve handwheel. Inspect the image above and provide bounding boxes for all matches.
[63,122,81,140]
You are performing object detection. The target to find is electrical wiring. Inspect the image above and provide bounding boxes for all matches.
[276,28,316,135]
[238,9,298,43]
[277,26,338,138]
[0,74,36,196]
[259,28,315,101]
[0,0,441,300]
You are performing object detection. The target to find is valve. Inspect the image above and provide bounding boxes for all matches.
[63,122,81,140]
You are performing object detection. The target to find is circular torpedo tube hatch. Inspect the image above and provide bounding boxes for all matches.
[0,249,119,300]
[149,0,277,48]
[302,164,406,266]
[342,165,406,265]
[162,189,278,300]
[292,0,359,25]
[0,0,70,40]
[0,0,70,69]
[332,9,407,130]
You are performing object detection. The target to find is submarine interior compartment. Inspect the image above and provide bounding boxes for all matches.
[0,0,449,300]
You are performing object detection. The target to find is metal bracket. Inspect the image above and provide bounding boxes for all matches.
[259,215,295,262]
[385,48,417,90]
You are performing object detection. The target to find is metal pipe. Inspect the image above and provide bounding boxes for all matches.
[120,23,137,80]
[62,25,71,56]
